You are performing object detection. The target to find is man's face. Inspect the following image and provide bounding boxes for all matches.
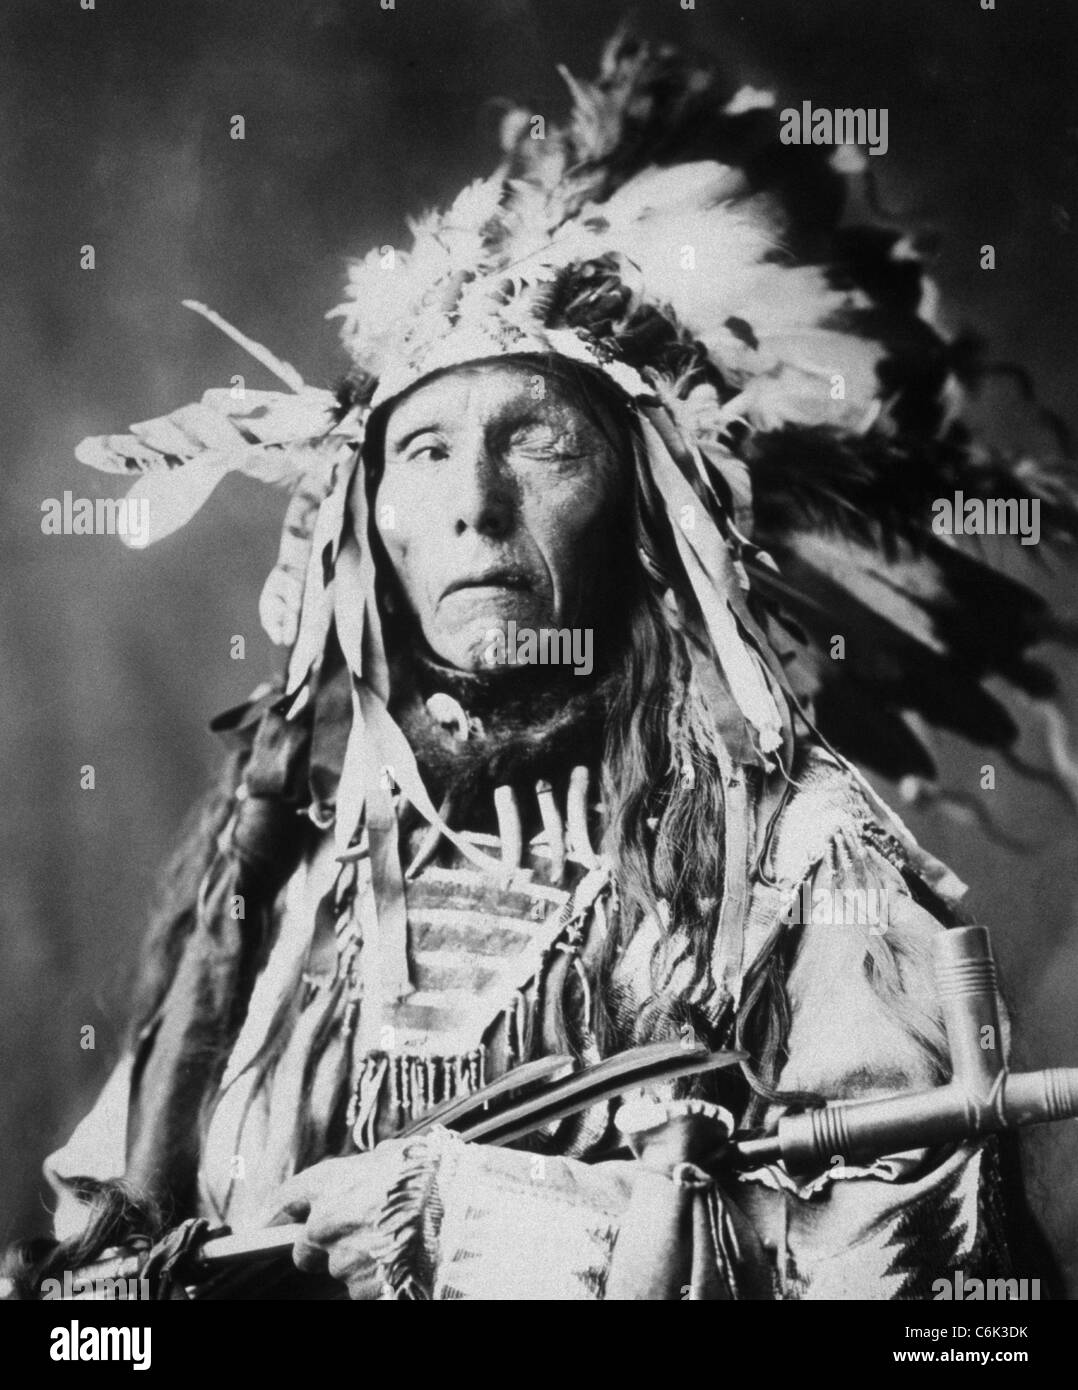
[369,361,623,672]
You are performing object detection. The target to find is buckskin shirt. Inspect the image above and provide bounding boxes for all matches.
[46,745,1008,1300]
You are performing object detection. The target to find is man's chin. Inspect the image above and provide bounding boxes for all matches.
[426,597,556,671]
[423,614,551,675]
[425,636,521,675]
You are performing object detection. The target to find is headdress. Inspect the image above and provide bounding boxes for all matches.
[76,33,1078,965]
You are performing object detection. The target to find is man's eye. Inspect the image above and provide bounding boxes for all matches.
[508,431,583,460]
[401,439,449,465]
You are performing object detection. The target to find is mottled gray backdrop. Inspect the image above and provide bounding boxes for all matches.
[2,0,1076,1289]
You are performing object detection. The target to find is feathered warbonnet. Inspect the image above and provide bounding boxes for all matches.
[76,33,1077,991]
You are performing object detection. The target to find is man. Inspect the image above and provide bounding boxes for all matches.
[41,33,1071,1299]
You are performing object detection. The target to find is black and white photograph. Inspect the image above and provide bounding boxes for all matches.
[2,0,1076,1349]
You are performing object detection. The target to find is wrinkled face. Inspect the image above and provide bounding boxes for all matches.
[369,361,624,672]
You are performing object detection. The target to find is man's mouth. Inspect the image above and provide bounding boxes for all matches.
[441,568,533,600]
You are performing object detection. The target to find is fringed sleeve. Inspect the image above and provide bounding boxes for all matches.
[733,843,1012,1299]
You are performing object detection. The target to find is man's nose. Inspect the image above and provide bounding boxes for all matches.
[453,443,516,539]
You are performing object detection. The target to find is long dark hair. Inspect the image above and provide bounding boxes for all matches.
[131,360,948,1113]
